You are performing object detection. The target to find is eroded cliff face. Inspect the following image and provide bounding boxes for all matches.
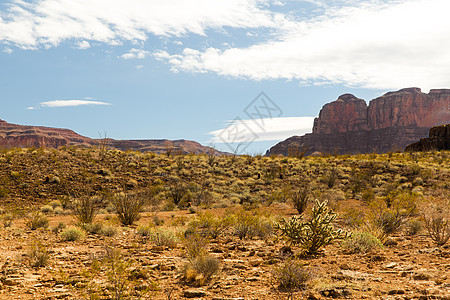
[269,88,450,155]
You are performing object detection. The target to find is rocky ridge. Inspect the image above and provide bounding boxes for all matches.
[269,88,450,155]
[405,124,450,152]
[0,119,222,155]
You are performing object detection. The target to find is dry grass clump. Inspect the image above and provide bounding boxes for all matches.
[26,212,49,230]
[271,258,311,300]
[341,231,383,254]
[61,226,85,241]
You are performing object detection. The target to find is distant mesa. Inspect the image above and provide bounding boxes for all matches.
[268,88,450,156]
[0,119,223,155]
[405,124,450,152]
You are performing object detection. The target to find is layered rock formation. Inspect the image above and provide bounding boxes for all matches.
[405,124,450,152]
[0,119,223,155]
[268,88,450,155]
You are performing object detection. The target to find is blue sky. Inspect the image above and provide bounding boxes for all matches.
[1,0,449,154]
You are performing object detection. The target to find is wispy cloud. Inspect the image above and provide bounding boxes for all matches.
[76,40,91,49]
[156,0,450,90]
[0,0,279,49]
[121,48,150,59]
[210,117,315,143]
[27,99,111,109]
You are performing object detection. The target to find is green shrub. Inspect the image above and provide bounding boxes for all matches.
[61,226,85,241]
[276,200,347,255]
[341,232,383,254]
[26,212,49,230]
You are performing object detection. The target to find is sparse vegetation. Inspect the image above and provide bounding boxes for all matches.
[112,192,147,226]
[0,147,447,299]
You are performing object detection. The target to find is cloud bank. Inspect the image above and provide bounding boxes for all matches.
[2,0,450,90]
[156,0,450,90]
[210,116,315,144]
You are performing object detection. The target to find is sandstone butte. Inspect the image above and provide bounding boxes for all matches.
[268,88,450,155]
[0,119,223,155]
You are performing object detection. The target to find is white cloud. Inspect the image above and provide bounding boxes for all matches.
[39,100,111,108]
[136,65,143,69]
[76,40,90,49]
[2,48,13,54]
[121,48,150,59]
[157,0,450,90]
[210,117,315,143]
[0,0,279,49]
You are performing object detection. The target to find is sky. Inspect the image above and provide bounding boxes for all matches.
[1,0,450,154]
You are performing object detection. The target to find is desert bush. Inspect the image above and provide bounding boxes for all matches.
[52,222,66,234]
[28,241,49,268]
[290,186,309,215]
[112,192,147,226]
[184,232,208,258]
[423,202,450,246]
[149,228,178,248]
[26,212,49,230]
[80,222,103,235]
[325,167,338,188]
[73,196,98,224]
[40,205,53,214]
[100,225,117,237]
[341,232,383,254]
[61,226,85,241]
[2,213,14,227]
[136,224,153,237]
[276,200,347,255]
[182,255,220,286]
[233,211,273,240]
[368,193,418,238]
[182,231,219,286]
[188,212,232,239]
[405,219,423,235]
[271,258,311,300]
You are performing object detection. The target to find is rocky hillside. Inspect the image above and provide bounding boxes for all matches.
[0,119,222,155]
[405,124,450,152]
[268,88,450,155]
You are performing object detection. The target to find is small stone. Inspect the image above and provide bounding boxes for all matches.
[388,289,405,295]
[413,272,432,280]
[384,262,397,269]
[184,288,207,298]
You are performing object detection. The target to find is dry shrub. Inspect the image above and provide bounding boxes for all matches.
[422,199,450,246]
[113,192,147,226]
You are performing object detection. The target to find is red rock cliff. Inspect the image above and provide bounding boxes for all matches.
[269,88,450,155]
